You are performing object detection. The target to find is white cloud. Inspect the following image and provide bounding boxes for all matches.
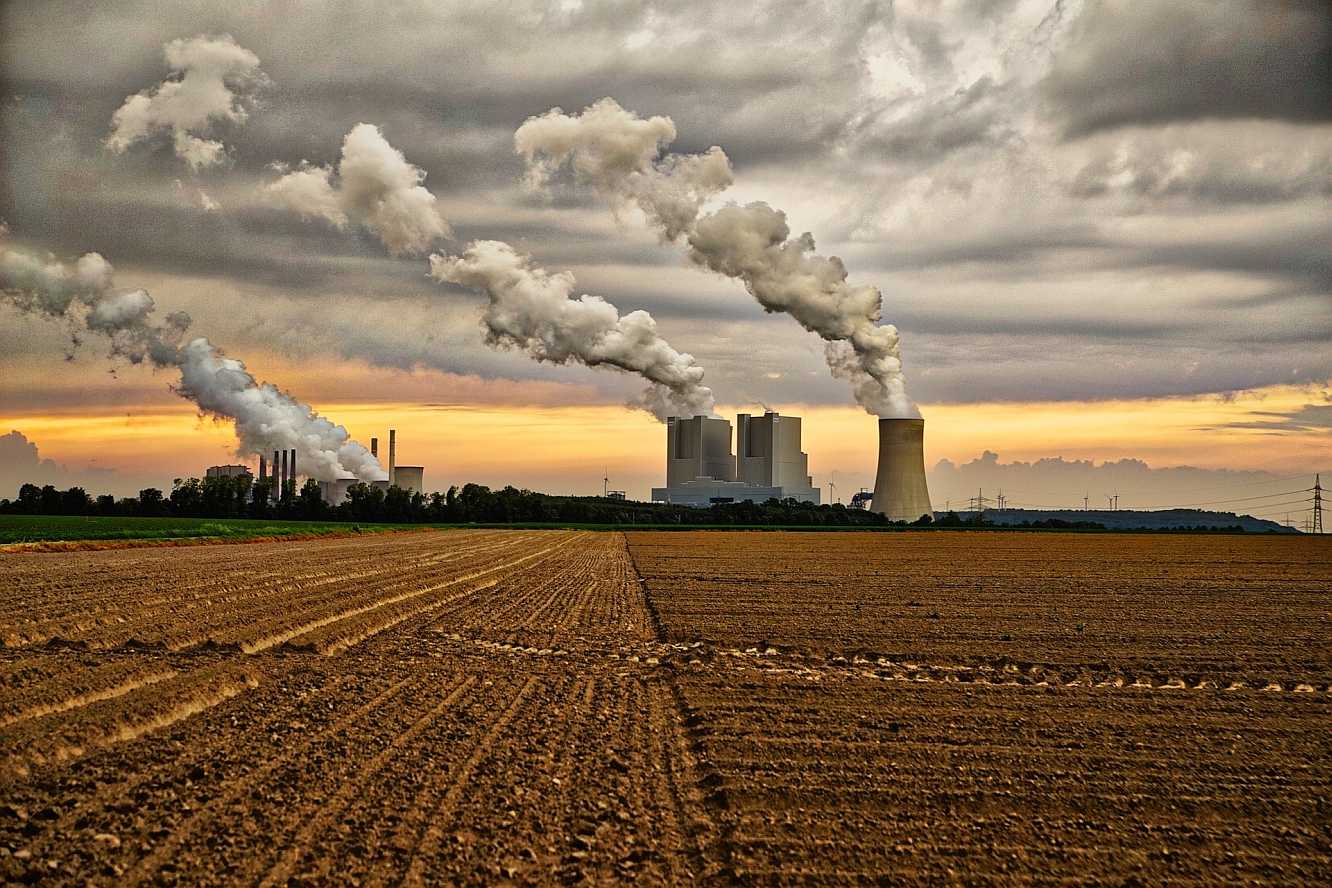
[266,123,451,255]
[106,34,266,169]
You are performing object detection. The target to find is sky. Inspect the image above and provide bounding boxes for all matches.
[1,0,1329,510]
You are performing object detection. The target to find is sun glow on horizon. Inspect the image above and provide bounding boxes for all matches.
[3,380,1327,501]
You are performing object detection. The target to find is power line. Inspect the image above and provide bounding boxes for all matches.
[1243,498,1318,514]
[945,476,1322,517]
[1165,488,1312,508]
[1109,470,1325,499]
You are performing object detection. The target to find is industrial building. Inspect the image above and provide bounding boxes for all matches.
[737,412,815,492]
[653,412,821,507]
[205,465,252,479]
[665,415,736,486]
[319,427,426,505]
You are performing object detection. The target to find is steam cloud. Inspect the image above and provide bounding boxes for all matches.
[516,98,733,241]
[106,34,266,170]
[0,241,385,483]
[515,98,916,418]
[266,123,452,255]
[428,240,715,420]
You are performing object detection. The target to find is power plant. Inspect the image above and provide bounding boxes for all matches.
[254,449,299,498]
[192,414,932,517]
[870,417,933,522]
[205,464,252,479]
[652,412,820,507]
[199,428,427,507]
[319,427,426,505]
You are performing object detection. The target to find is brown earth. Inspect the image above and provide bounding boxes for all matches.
[0,529,1328,884]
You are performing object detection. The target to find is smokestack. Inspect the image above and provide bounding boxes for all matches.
[371,437,378,459]
[871,417,932,523]
[259,454,266,482]
[279,449,288,498]
[388,429,396,487]
[273,450,281,498]
[289,449,297,493]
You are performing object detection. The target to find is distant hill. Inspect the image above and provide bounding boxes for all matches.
[944,508,1297,534]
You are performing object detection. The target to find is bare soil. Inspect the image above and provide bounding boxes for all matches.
[0,529,1327,884]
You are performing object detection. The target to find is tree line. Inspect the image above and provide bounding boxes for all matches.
[0,476,905,527]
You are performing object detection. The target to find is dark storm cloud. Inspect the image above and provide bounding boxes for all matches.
[1134,221,1332,290]
[1068,146,1332,205]
[1,0,879,173]
[852,76,1014,162]
[927,450,1313,513]
[855,222,1106,271]
[0,430,134,498]
[2,0,1330,416]
[893,310,1187,341]
[1045,0,1332,138]
[1216,403,1332,432]
[903,334,1327,404]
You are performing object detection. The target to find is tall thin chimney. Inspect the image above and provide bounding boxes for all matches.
[279,450,288,498]
[273,450,281,498]
[388,429,396,487]
[371,437,378,459]
[289,449,297,493]
[259,454,266,482]
[870,417,933,522]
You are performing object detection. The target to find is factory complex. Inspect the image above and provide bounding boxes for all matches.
[204,428,426,506]
[319,429,425,505]
[200,413,935,522]
[652,412,823,507]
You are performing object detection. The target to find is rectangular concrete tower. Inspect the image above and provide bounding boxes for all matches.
[737,412,814,491]
[666,415,736,486]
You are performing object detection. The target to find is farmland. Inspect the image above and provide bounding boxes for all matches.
[0,514,420,547]
[1,529,1328,883]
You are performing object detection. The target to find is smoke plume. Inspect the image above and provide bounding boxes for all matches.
[175,340,386,482]
[266,123,452,255]
[106,34,266,170]
[429,240,715,420]
[516,98,917,418]
[515,98,733,240]
[0,241,385,482]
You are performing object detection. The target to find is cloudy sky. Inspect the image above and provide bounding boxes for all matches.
[1,0,1329,508]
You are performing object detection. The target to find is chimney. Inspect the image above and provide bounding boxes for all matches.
[388,429,396,487]
[871,417,933,522]
[259,454,267,482]
[371,437,378,459]
[273,450,281,498]
[289,449,297,493]
[280,450,288,498]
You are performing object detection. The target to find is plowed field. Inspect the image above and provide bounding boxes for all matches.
[1,529,1328,884]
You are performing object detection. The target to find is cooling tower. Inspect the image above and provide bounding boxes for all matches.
[871,417,933,523]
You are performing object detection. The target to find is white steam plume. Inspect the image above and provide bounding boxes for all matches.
[0,241,385,482]
[266,123,452,255]
[175,340,387,482]
[516,98,916,418]
[429,240,715,420]
[106,34,266,170]
[515,98,733,240]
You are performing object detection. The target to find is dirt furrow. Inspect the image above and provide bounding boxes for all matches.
[256,673,478,886]
[119,671,422,884]
[402,675,542,884]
